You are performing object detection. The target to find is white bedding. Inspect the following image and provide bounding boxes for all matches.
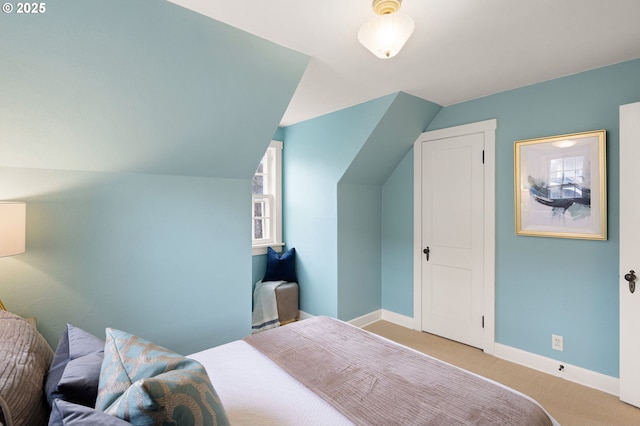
[189,340,354,426]
[189,327,559,426]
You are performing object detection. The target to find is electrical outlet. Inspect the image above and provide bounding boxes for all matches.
[552,334,563,351]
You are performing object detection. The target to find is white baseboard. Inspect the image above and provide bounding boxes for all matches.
[348,309,382,327]
[494,343,619,396]
[347,309,415,329]
[381,310,415,329]
[298,310,314,320]
[346,309,619,397]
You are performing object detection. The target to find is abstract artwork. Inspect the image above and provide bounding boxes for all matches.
[514,130,607,240]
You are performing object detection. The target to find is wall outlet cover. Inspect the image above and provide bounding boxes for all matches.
[552,334,564,351]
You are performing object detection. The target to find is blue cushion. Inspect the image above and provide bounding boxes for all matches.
[263,247,297,282]
[45,324,105,408]
[49,399,130,426]
[96,328,229,425]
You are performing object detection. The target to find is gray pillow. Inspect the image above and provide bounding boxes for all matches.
[0,310,54,426]
[49,399,130,426]
[0,395,11,426]
[45,324,104,408]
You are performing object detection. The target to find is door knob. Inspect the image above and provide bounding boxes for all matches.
[625,270,637,294]
[423,247,430,261]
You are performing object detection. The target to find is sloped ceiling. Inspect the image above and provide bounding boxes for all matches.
[0,0,308,179]
[340,93,441,185]
[168,0,640,126]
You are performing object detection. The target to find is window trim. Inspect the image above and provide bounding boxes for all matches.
[252,141,283,256]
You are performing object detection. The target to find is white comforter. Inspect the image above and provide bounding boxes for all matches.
[189,340,353,425]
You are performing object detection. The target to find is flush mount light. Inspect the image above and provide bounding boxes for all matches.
[358,0,415,59]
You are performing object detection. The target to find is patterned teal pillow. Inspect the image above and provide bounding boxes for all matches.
[95,328,229,426]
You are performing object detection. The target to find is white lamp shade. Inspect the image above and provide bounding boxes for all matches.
[0,202,26,257]
[358,12,415,59]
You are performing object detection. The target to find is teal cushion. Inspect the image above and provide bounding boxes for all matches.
[96,328,229,426]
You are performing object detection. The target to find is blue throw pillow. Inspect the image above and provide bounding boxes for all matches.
[96,328,229,426]
[45,324,105,408]
[49,399,130,426]
[263,247,297,282]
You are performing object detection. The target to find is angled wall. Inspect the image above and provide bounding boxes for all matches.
[1,0,306,179]
[337,94,442,320]
[381,150,415,317]
[283,92,441,320]
[0,0,308,354]
[282,94,398,317]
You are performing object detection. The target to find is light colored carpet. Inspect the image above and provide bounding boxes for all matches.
[363,320,640,426]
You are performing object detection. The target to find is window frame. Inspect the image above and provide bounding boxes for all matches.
[548,155,585,200]
[252,140,283,255]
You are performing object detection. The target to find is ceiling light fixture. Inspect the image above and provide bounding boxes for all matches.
[358,0,415,59]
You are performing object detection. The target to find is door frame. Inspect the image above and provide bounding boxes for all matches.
[413,119,497,354]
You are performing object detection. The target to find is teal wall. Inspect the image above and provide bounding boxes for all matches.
[252,254,268,286]
[0,168,249,354]
[380,59,640,377]
[0,1,308,354]
[381,150,415,316]
[283,93,440,320]
[337,184,382,319]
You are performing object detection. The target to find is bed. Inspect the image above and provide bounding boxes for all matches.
[1,310,558,425]
[190,316,559,426]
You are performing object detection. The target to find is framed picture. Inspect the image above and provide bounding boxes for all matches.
[514,130,607,240]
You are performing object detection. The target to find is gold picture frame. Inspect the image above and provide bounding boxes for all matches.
[514,130,607,240]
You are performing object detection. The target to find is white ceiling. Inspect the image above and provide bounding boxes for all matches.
[168,0,640,126]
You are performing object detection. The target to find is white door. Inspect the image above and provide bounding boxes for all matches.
[620,101,640,407]
[420,133,484,348]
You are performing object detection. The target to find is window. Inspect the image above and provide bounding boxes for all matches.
[548,156,584,199]
[252,141,283,255]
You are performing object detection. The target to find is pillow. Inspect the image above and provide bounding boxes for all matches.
[263,246,297,282]
[45,324,105,408]
[96,328,229,425]
[49,399,130,426]
[0,310,54,426]
[0,397,8,426]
